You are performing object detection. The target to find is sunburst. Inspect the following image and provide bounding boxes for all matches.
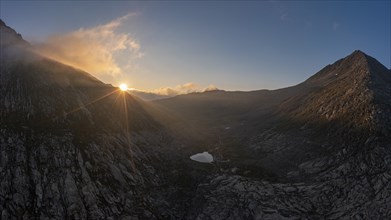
[119,83,128,91]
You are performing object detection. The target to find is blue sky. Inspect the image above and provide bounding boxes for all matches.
[1,1,390,92]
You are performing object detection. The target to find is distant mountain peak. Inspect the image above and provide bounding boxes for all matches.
[304,50,389,88]
[0,19,30,48]
[287,50,391,136]
[341,50,390,87]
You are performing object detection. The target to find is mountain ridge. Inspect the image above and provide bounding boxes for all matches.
[154,49,390,136]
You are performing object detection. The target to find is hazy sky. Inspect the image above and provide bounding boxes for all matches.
[1,1,390,92]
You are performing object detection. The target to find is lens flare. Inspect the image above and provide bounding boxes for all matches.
[119,83,128,91]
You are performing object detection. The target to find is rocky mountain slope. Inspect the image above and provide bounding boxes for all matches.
[0,19,191,219]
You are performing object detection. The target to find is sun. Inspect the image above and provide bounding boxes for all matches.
[119,83,128,91]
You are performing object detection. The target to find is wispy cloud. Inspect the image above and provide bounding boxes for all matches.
[34,13,141,82]
[332,22,340,31]
[204,84,218,92]
[270,0,290,22]
[151,82,201,96]
[132,82,218,97]
[280,12,289,21]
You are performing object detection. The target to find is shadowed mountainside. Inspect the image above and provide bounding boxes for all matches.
[0,19,199,219]
[154,50,391,219]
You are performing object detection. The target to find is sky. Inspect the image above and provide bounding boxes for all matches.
[1,1,390,93]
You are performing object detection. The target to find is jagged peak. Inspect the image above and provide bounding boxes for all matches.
[341,50,390,73]
[304,50,389,87]
[0,19,5,26]
[342,50,390,85]
[293,50,391,136]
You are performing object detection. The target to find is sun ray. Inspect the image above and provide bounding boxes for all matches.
[121,90,136,172]
[64,89,118,116]
[61,86,136,171]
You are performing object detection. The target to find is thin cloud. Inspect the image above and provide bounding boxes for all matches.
[280,13,289,21]
[204,84,218,92]
[34,13,141,82]
[332,22,340,31]
[270,0,290,22]
[145,82,219,96]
